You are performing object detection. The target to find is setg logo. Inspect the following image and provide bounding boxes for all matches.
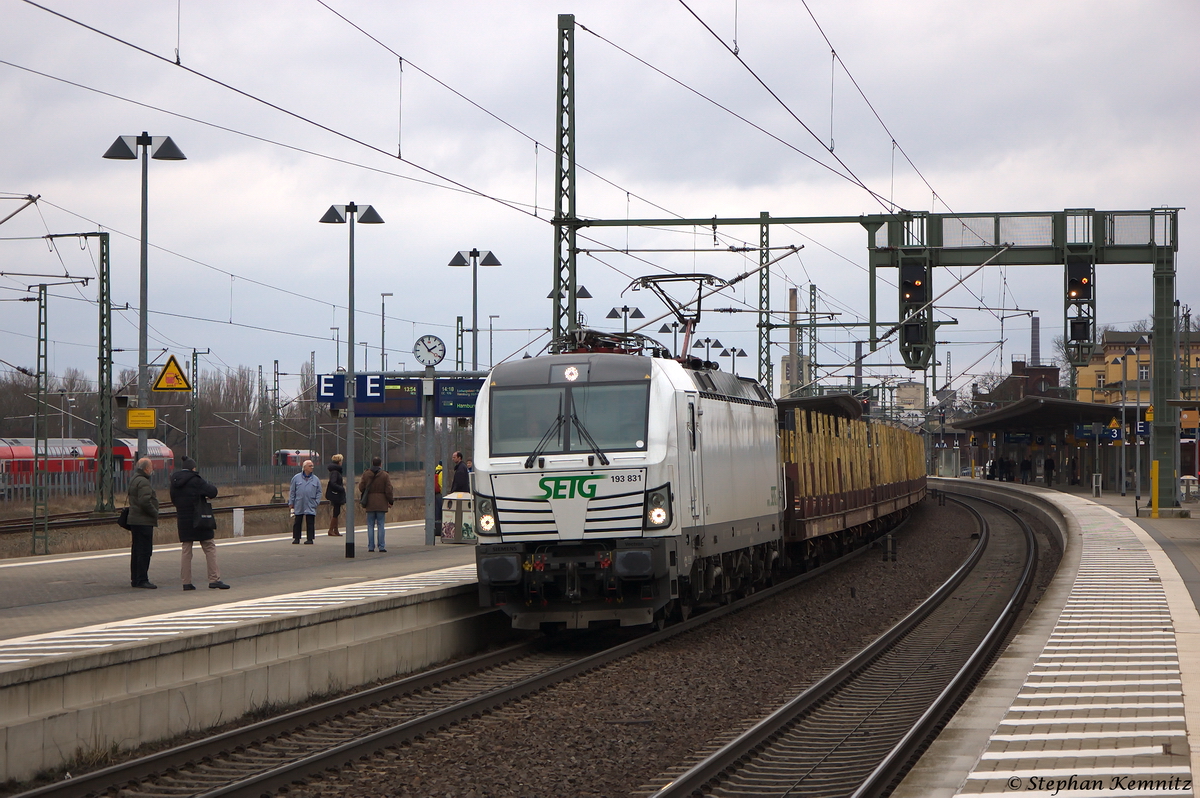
[538,475,606,500]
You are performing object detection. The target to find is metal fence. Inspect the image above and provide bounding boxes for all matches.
[1,462,432,502]
[0,469,165,502]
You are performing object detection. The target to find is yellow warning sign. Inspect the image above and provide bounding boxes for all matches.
[1107,418,1120,429]
[1145,405,1154,422]
[127,408,157,429]
[152,355,192,392]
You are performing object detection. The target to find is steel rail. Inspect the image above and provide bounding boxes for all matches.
[14,640,543,798]
[851,492,1037,798]
[649,492,1032,798]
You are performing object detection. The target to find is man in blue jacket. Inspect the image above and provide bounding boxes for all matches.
[289,459,322,544]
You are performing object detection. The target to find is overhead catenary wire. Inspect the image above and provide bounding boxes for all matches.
[576,20,896,211]
[674,1,896,214]
[6,13,895,351]
[12,3,1014,393]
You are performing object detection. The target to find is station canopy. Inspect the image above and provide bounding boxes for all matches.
[956,395,1119,434]
[777,393,863,421]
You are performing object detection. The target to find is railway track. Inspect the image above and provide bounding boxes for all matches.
[646,491,1036,798]
[13,522,885,798]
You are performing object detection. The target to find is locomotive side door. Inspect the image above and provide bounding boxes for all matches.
[678,392,702,526]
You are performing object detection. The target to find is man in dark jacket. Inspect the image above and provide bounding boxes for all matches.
[126,457,159,589]
[450,451,470,494]
[169,456,228,590]
[358,456,394,552]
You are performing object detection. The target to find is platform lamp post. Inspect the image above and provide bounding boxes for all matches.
[1133,336,1148,505]
[659,322,681,356]
[448,249,501,370]
[720,347,748,375]
[607,305,644,334]
[380,292,392,467]
[233,418,242,470]
[103,132,186,461]
[320,202,384,558]
[489,315,500,368]
[692,337,723,363]
[548,286,592,330]
[1117,351,1132,496]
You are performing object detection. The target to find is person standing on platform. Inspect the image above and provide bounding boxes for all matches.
[434,461,444,526]
[1044,456,1056,487]
[126,457,159,589]
[325,453,346,536]
[1020,457,1032,485]
[289,459,322,544]
[359,456,394,552]
[450,450,470,494]
[169,456,228,590]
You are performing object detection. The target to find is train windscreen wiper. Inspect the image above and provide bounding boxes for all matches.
[524,396,565,469]
[570,413,611,466]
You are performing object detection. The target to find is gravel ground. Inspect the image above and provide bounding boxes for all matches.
[288,499,988,798]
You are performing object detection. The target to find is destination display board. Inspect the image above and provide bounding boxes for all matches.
[434,379,484,417]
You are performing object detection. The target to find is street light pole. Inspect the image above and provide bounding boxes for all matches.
[691,337,723,363]
[381,292,392,467]
[489,315,500,368]
[234,418,242,469]
[607,305,644,334]
[321,202,384,558]
[449,249,501,370]
[104,132,186,460]
[659,322,680,356]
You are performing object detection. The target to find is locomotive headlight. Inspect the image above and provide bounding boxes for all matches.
[476,497,497,534]
[644,486,672,529]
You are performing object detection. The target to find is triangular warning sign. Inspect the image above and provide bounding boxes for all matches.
[152,355,192,391]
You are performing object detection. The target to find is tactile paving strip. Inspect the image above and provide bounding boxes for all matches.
[0,564,477,669]
[955,505,1194,797]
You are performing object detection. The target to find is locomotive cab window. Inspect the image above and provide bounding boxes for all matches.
[490,382,650,456]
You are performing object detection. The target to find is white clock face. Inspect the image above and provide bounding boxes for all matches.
[413,335,446,366]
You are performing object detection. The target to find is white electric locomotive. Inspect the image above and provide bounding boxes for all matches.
[473,332,783,630]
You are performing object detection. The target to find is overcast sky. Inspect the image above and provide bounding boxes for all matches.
[2,0,1197,403]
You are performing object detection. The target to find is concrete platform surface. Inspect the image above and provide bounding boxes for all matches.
[0,521,477,640]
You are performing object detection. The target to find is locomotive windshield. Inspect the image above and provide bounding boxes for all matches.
[490,382,650,456]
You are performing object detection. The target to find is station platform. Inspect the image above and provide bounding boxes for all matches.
[0,520,476,640]
[896,480,1200,798]
[0,522,503,783]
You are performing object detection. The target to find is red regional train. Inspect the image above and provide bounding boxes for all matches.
[274,449,321,467]
[0,438,175,475]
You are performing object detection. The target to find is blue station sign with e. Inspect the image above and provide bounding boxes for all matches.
[319,375,422,417]
[319,375,482,418]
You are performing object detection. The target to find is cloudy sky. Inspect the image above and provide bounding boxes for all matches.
[1,0,1197,404]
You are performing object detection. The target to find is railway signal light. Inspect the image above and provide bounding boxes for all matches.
[900,264,928,305]
[1063,244,1097,366]
[897,250,934,369]
[1066,256,1093,300]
